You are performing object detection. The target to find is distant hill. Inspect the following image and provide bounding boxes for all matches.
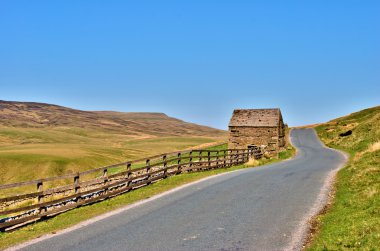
[0,100,226,183]
[0,100,226,138]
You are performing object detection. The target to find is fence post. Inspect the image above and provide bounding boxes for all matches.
[216,150,219,168]
[163,155,167,178]
[103,168,108,195]
[235,150,239,164]
[177,152,182,174]
[233,150,235,164]
[126,163,132,189]
[74,174,80,193]
[189,151,193,172]
[37,181,43,203]
[229,150,233,166]
[74,173,81,203]
[199,151,202,170]
[233,149,236,165]
[37,181,45,214]
[226,150,230,166]
[223,150,227,167]
[146,159,151,184]
[207,151,211,170]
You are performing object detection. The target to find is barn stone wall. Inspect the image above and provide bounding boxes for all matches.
[278,122,286,148]
[228,126,280,153]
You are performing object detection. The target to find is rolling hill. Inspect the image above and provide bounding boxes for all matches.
[308,106,380,250]
[0,100,227,184]
[0,100,226,137]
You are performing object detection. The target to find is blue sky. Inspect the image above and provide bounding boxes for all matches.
[1,1,379,129]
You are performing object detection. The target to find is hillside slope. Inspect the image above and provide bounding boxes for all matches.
[0,100,225,137]
[308,106,380,250]
[0,100,227,184]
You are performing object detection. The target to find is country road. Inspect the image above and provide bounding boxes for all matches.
[12,128,346,251]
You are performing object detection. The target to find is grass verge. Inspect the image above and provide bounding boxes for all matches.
[306,106,380,250]
[0,143,295,250]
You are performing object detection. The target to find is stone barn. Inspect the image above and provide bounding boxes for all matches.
[228,108,286,156]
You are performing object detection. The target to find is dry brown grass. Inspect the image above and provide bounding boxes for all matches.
[354,140,380,161]
[244,158,260,167]
[0,100,227,184]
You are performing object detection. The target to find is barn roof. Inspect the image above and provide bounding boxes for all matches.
[228,108,282,127]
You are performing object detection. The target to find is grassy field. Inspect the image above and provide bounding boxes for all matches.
[307,106,380,250]
[0,100,227,184]
[0,141,295,249]
[0,126,222,184]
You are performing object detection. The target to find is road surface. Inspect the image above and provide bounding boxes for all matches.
[14,129,346,251]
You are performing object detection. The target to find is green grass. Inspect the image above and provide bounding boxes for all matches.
[307,106,380,251]
[278,147,294,159]
[0,142,295,249]
[204,143,228,151]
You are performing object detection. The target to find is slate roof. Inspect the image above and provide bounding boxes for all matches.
[228,108,282,127]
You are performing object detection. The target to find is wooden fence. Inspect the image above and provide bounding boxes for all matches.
[0,147,262,231]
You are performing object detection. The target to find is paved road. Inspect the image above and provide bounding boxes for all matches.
[16,129,346,251]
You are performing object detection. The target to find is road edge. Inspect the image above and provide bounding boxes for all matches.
[5,167,250,251]
[285,128,349,251]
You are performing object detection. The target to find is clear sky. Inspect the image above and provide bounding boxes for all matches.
[1,1,379,129]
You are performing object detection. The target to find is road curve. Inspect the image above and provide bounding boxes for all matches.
[13,129,346,251]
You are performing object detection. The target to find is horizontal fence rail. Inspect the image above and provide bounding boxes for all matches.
[0,147,262,231]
